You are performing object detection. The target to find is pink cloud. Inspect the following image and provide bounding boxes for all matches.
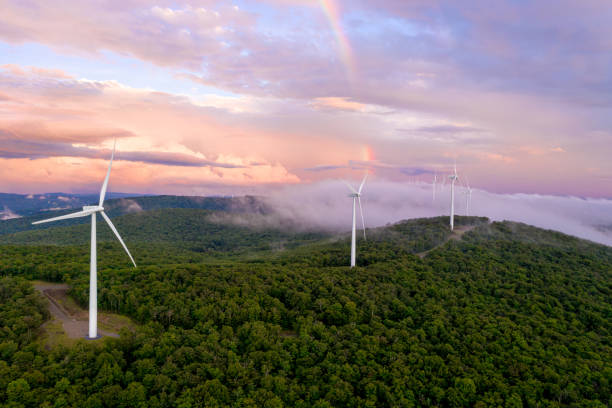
[1,64,72,79]
[311,97,365,112]
[0,65,351,192]
[0,61,607,196]
[0,0,348,98]
[0,2,250,69]
[0,156,299,195]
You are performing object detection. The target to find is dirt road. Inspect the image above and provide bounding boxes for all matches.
[417,224,477,258]
[34,282,118,339]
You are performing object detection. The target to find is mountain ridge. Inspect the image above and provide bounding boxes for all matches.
[0,207,610,406]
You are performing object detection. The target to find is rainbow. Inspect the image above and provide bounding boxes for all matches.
[318,0,355,80]
[362,145,375,162]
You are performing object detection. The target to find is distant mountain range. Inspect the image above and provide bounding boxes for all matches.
[0,194,272,236]
[0,192,145,219]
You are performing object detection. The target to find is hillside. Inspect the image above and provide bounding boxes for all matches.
[0,195,268,236]
[0,192,142,219]
[0,208,610,407]
[0,208,326,251]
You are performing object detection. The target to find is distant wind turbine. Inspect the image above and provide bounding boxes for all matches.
[432,173,438,203]
[344,174,367,268]
[449,163,458,231]
[32,142,136,339]
[464,176,473,216]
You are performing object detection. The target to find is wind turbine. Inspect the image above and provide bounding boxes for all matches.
[344,174,367,268]
[449,163,458,231]
[32,142,136,339]
[432,173,437,203]
[464,176,473,216]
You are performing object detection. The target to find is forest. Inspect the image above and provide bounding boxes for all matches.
[0,201,610,407]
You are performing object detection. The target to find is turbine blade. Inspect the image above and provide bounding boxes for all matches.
[100,211,137,268]
[358,173,368,194]
[343,180,358,194]
[358,196,366,240]
[32,210,92,225]
[99,140,116,207]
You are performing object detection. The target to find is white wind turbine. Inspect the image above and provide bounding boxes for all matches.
[32,142,136,339]
[448,163,458,231]
[432,173,438,203]
[344,174,367,268]
[464,176,473,216]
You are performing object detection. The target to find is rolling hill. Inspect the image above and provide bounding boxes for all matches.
[0,192,143,219]
[0,195,269,236]
[0,200,610,407]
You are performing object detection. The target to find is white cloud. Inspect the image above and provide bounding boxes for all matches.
[264,180,612,245]
[0,206,20,220]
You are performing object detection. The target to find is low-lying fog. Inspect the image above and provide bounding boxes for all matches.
[264,180,612,246]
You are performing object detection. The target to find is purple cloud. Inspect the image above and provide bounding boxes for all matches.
[304,165,348,172]
[412,125,485,134]
[0,1,611,197]
[0,133,245,168]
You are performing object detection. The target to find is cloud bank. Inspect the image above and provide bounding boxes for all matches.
[264,180,612,246]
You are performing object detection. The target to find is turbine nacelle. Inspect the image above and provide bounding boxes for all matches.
[83,205,104,212]
[449,162,458,182]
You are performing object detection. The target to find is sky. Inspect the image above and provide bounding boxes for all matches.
[1,0,612,198]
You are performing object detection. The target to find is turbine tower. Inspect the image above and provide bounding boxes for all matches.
[32,142,136,339]
[464,176,473,216]
[432,173,437,203]
[344,174,367,268]
[449,163,458,231]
